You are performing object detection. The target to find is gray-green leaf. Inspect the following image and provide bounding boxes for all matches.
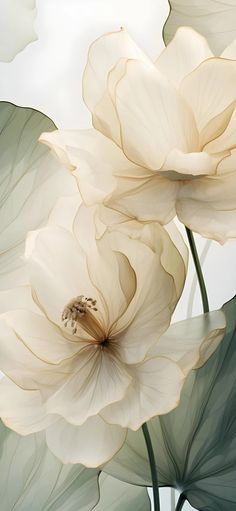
[95,473,151,511]
[0,102,75,291]
[0,421,99,511]
[163,0,236,55]
[105,297,236,510]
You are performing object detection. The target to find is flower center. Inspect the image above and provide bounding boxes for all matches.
[62,295,104,340]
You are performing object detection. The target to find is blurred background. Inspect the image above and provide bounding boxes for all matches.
[1,1,235,509]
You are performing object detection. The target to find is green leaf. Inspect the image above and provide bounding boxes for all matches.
[163,0,236,54]
[105,297,236,510]
[94,473,151,511]
[0,102,75,291]
[0,421,99,511]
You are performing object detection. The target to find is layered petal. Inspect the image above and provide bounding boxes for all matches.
[204,107,236,155]
[0,311,71,393]
[107,222,187,363]
[82,28,149,144]
[46,347,132,425]
[149,310,226,374]
[40,129,118,205]
[46,416,127,467]
[161,148,221,177]
[115,59,199,169]
[180,58,236,139]
[0,377,55,435]
[177,172,236,242]
[40,126,180,224]
[101,357,184,430]
[104,173,179,224]
[25,225,106,330]
[156,26,213,88]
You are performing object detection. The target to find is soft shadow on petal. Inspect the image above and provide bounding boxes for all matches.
[100,357,184,430]
[46,348,132,425]
[161,148,220,177]
[46,415,127,466]
[156,26,213,87]
[25,225,106,328]
[115,59,199,170]
[177,173,236,242]
[0,377,56,435]
[149,310,226,375]
[180,58,236,135]
[82,28,149,144]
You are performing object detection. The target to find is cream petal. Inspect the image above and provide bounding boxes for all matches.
[40,128,140,207]
[46,416,127,466]
[161,148,220,177]
[0,286,39,314]
[0,309,80,364]
[48,194,81,232]
[115,59,199,170]
[105,173,179,224]
[0,377,55,435]
[217,149,236,175]
[160,221,188,300]
[204,107,236,154]
[176,173,236,242]
[73,205,137,326]
[199,99,236,150]
[180,58,236,138]
[0,311,68,392]
[221,36,236,59]
[149,310,226,375]
[108,223,186,363]
[82,28,149,144]
[101,357,184,430]
[156,27,213,88]
[46,347,132,425]
[25,224,106,328]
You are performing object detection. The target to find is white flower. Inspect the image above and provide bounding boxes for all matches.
[41,27,236,243]
[0,199,225,466]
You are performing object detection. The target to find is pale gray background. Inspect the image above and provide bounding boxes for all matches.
[1,1,236,509]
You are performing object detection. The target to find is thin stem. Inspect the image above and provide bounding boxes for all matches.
[142,423,160,511]
[185,227,209,313]
[175,494,186,511]
[170,488,176,510]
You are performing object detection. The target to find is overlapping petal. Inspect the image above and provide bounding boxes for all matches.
[82,28,149,144]
[46,416,127,467]
[69,27,236,242]
[114,59,198,170]
[156,26,213,87]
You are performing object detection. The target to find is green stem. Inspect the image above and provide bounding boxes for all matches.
[142,423,160,511]
[175,494,186,511]
[185,227,209,313]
